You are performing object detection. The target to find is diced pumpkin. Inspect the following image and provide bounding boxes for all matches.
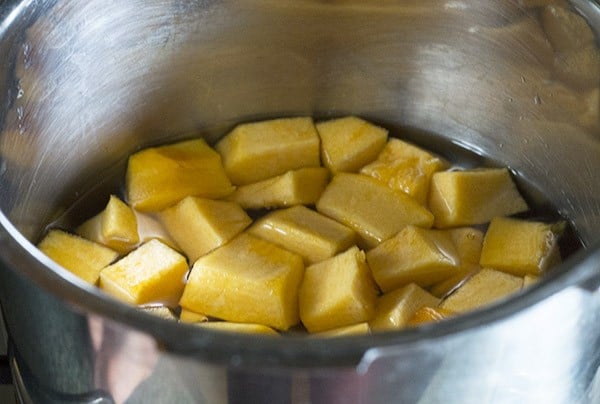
[299,246,378,333]
[76,195,139,254]
[38,230,119,285]
[160,196,251,263]
[99,239,188,306]
[360,138,447,205]
[406,306,455,327]
[316,173,434,248]
[369,283,440,331]
[366,226,461,292]
[440,268,523,313]
[194,322,279,335]
[316,116,388,174]
[215,117,320,185]
[248,205,356,265]
[479,216,561,277]
[225,167,329,210]
[126,138,234,212]
[428,168,528,228]
[179,233,304,331]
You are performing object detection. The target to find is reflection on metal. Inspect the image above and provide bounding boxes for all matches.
[0,0,598,403]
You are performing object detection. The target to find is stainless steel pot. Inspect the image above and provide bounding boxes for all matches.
[0,0,599,403]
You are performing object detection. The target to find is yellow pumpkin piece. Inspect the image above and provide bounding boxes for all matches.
[440,268,523,313]
[76,195,139,254]
[407,306,455,327]
[195,322,279,335]
[248,205,356,265]
[134,210,179,250]
[99,239,188,306]
[314,322,370,337]
[179,309,209,324]
[316,116,388,174]
[126,138,234,212]
[160,196,252,263]
[360,138,448,205]
[541,5,595,53]
[215,117,320,185]
[366,226,461,292]
[429,227,484,297]
[140,306,178,321]
[38,230,119,285]
[299,246,378,333]
[316,173,434,249]
[428,168,528,228]
[479,217,562,277]
[369,283,440,331]
[179,233,304,331]
[225,167,329,210]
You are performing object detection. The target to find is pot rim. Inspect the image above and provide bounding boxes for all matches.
[1,209,599,369]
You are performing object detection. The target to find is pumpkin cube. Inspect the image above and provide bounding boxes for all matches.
[360,138,447,205]
[316,116,388,173]
[366,226,461,292]
[99,239,188,306]
[479,216,561,277]
[369,283,440,331]
[160,196,252,263]
[126,138,234,212]
[38,230,118,285]
[76,195,139,254]
[225,167,329,210]
[428,168,528,228]
[316,173,434,248]
[248,205,356,265]
[215,117,320,185]
[299,246,378,333]
[440,268,523,313]
[179,234,304,331]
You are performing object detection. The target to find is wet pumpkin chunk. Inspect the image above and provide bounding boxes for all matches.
[126,138,234,212]
[299,246,378,333]
[76,195,139,254]
[215,117,320,185]
[479,216,561,277]
[316,173,434,249]
[179,233,304,331]
[99,239,188,306]
[316,116,388,174]
[38,229,119,285]
[428,168,528,228]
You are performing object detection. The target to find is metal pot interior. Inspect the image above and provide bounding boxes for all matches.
[0,0,599,366]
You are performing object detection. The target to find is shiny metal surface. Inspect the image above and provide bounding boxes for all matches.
[0,0,599,403]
